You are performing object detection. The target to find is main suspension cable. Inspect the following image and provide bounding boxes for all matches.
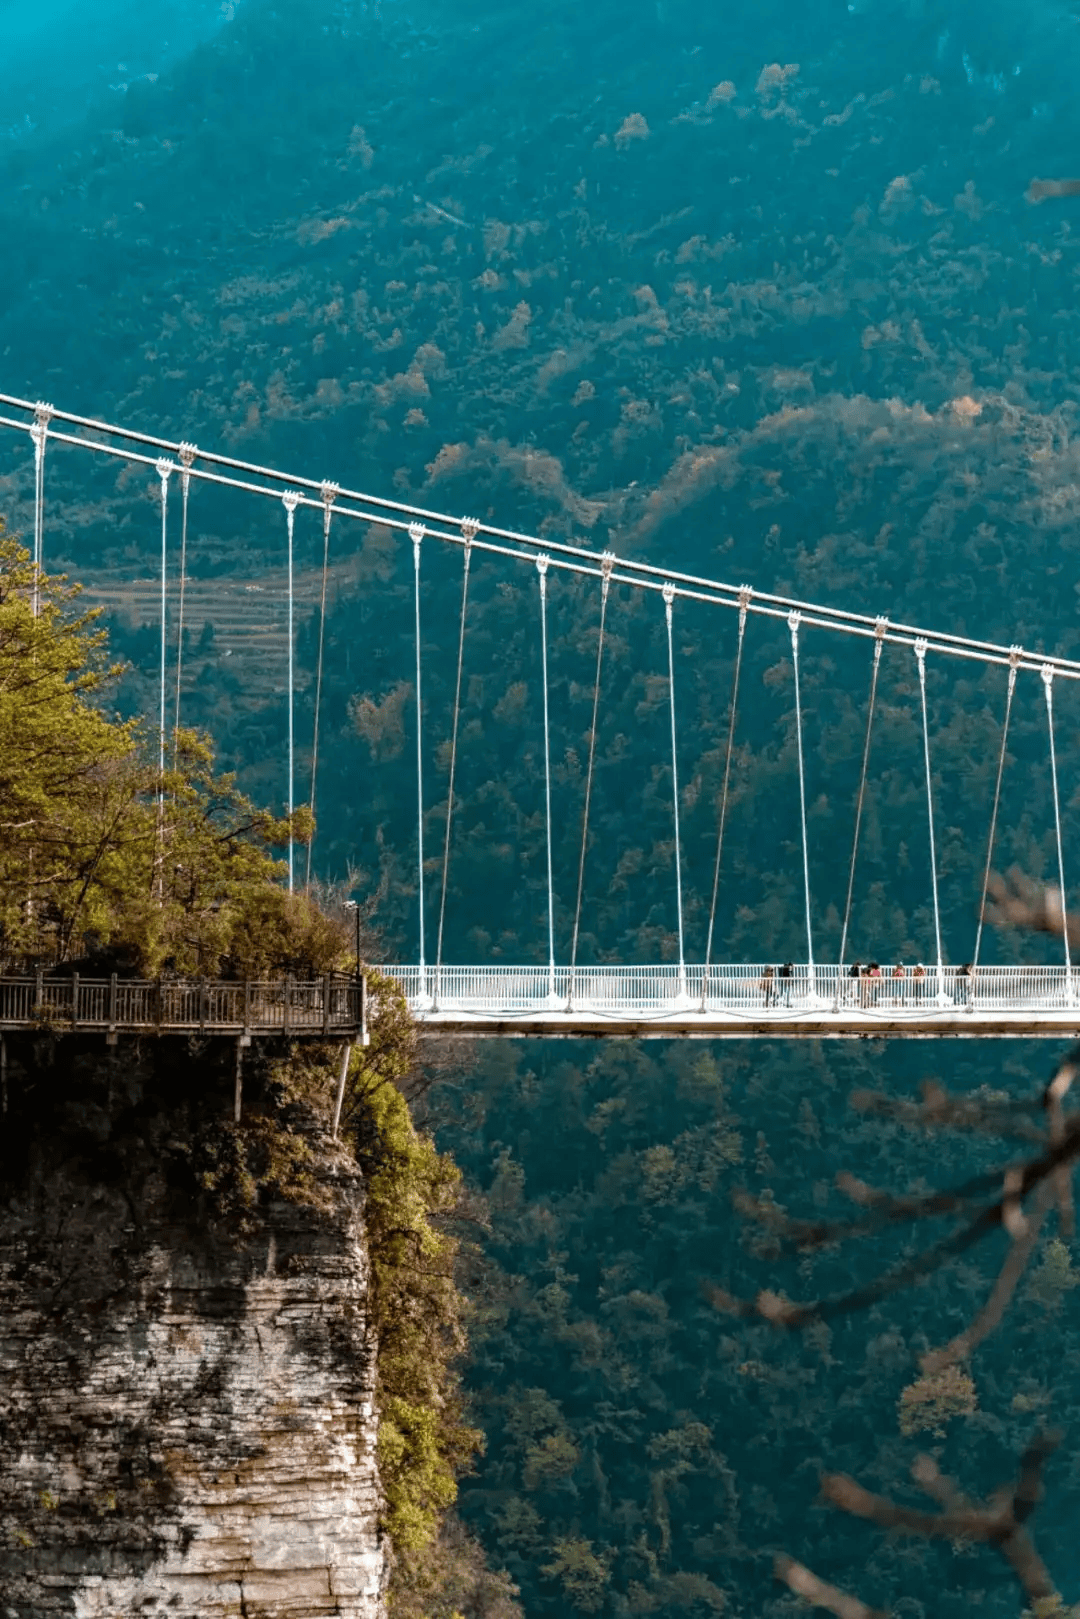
[837,619,886,980]
[305,482,338,890]
[916,639,945,999]
[1042,665,1073,1001]
[664,583,687,997]
[434,521,477,1006]
[702,586,750,1008]
[5,403,1079,686]
[7,390,1074,681]
[789,612,816,995]
[568,553,614,1009]
[972,650,1020,971]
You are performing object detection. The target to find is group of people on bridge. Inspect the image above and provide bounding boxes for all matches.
[759,961,976,1008]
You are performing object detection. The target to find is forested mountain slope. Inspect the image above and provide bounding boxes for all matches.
[3,0,1080,1611]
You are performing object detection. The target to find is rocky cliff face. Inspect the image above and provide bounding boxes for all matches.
[0,1033,386,1617]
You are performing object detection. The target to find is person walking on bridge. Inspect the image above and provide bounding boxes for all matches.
[760,963,775,1008]
[779,961,794,1007]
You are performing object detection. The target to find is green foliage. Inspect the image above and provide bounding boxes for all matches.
[1025,1239,1080,1312]
[897,1366,979,1439]
[344,975,483,1572]
[0,535,335,976]
[541,1537,610,1613]
[384,1513,522,1619]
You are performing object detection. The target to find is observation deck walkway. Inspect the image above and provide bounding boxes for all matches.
[382,964,1080,1039]
[0,974,366,1042]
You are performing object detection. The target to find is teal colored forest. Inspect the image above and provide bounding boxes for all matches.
[4,0,1080,1612]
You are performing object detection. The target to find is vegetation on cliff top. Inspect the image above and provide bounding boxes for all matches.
[0,530,335,977]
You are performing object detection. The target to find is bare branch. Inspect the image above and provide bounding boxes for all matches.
[773,1555,887,1619]
[1044,1062,1077,1239]
[823,1434,1063,1609]
[851,1084,1047,1144]
[921,1179,1054,1374]
[1012,1431,1063,1528]
[910,1454,969,1513]
[984,867,1080,947]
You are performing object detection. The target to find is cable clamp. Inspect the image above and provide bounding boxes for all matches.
[179,442,197,468]
[410,521,425,569]
[155,456,175,487]
[460,516,480,544]
[29,402,53,453]
[600,550,616,581]
[320,480,339,508]
[914,636,928,669]
[282,490,301,518]
[1008,644,1022,670]
[1041,663,1055,689]
[738,584,753,609]
[874,615,888,641]
[662,581,676,606]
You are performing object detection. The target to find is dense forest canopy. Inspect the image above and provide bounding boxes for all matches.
[4,0,1080,1611]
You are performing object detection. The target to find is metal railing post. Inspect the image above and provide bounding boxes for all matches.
[71,972,79,1031]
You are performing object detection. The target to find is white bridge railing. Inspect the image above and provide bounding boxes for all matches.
[379,963,1079,1023]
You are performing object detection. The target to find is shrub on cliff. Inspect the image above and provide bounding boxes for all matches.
[345,974,483,1551]
[342,971,512,1614]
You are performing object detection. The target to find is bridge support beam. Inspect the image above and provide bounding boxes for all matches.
[406,1012,1080,1041]
[234,1034,251,1124]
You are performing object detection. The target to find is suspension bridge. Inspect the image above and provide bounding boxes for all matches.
[3,391,1080,1039]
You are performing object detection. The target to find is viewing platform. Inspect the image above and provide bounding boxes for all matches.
[381,963,1080,1039]
[0,974,366,1043]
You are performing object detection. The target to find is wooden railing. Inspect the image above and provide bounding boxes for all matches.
[0,973,365,1038]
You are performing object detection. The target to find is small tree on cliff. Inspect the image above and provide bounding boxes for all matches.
[0,533,331,974]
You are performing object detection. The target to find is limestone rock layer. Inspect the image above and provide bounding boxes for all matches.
[0,1036,386,1617]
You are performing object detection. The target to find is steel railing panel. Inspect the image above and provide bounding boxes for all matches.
[0,976,362,1034]
[379,964,1080,1022]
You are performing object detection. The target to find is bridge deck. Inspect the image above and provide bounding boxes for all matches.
[0,975,364,1039]
[382,964,1080,1039]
